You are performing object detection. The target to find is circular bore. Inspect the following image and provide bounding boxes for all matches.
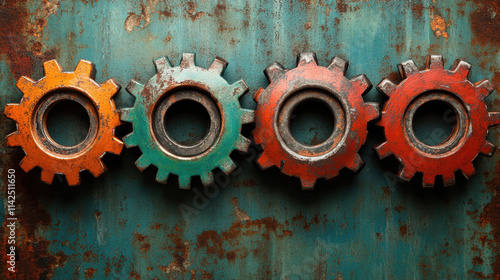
[278,88,346,156]
[153,88,221,157]
[404,91,467,155]
[34,90,99,156]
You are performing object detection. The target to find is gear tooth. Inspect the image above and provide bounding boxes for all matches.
[180,53,196,68]
[120,108,133,122]
[235,135,252,152]
[4,104,21,121]
[220,158,237,175]
[100,78,121,98]
[375,112,388,127]
[480,141,496,156]
[450,59,471,79]
[65,172,81,186]
[256,152,273,170]
[88,160,106,178]
[6,133,21,147]
[300,177,316,190]
[442,172,456,187]
[40,169,55,184]
[155,169,170,184]
[377,79,397,97]
[327,56,348,74]
[154,56,172,74]
[325,169,340,180]
[296,52,318,66]
[241,109,255,124]
[365,102,380,122]
[200,172,214,186]
[43,60,63,76]
[422,173,436,188]
[398,165,416,181]
[475,79,494,99]
[374,142,392,159]
[461,163,475,180]
[135,155,152,172]
[264,62,286,83]
[208,56,228,75]
[110,137,124,155]
[230,80,248,98]
[350,74,372,95]
[397,60,419,79]
[489,112,500,127]
[254,88,266,104]
[74,60,96,78]
[16,76,37,93]
[19,157,37,172]
[126,80,145,97]
[122,133,138,148]
[347,154,365,173]
[426,55,444,69]
[178,175,191,189]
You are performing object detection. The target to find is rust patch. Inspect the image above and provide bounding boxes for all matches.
[85,267,98,279]
[129,270,141,279]
[470,0,500,46]
[124,0,159,33]
[231,197,251,222]
[412,3,424,18]
[399,222,408,237]
[84,250,98,262]
[0,0,59,79]
[430,7,452,42]
[161,226,191,274]
[196,217,292,262]
[482,161,500,278]
[133,233,151,253]
[185,1,206,21]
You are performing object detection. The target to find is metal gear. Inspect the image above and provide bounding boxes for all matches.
[4,59,123,185]
[375,55,500,187]
[253,52,379,190]
[120,53,254,189]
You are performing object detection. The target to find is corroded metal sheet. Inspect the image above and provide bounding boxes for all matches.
[0,0,499,279]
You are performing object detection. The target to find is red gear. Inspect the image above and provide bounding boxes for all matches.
[253,52,379,189]
[375,55,500,187]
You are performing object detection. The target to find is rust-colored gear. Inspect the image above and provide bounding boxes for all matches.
[253,52,379,189]
[4,59,123,185]
[375,55,500,187]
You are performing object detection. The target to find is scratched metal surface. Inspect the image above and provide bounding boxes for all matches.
[1,0,499,279]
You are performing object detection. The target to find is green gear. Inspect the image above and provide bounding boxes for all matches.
[120,53,254,189]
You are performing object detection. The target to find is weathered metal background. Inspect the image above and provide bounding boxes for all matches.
[1,0,499,279]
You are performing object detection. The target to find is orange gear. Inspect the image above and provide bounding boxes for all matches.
[4,60,123,185]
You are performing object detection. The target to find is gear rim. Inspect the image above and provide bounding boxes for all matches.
[375,55,500,187]
[120,53,254,189]
[4,59,123,186]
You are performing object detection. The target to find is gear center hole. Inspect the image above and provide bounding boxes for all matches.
[412,100,457,146]
[289,99,335,146]
[45,100,90,147]
[164,100,210,146]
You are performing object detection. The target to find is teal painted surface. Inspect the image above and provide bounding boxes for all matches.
[0,0,499,279]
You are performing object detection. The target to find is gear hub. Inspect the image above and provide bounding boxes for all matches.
[375,55,500,187]
[120,53,254,189]
[4,60,123,185]
[253,52,379,189]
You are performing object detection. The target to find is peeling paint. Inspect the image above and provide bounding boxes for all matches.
[430,7,452,42]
